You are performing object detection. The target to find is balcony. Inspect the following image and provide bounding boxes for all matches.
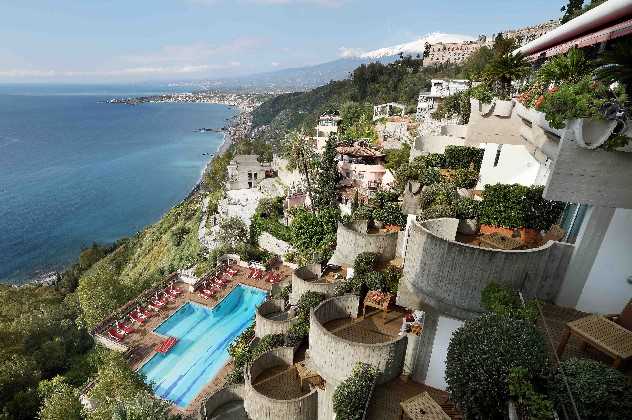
[309,295,408,385]
[328,221,400,267]
[244,347,318,420]
[290,264,345,305]
[397,218,574,319]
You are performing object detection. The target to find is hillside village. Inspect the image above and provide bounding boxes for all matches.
[5,2,632,420]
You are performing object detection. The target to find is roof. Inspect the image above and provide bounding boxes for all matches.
[336,145,385,158]
[514,0,632,58]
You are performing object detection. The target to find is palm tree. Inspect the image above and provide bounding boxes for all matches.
[282,130,316,210]
[595,38,632,102]
[484,52,532,99]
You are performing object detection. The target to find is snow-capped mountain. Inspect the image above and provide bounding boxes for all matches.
[342,32,476,59]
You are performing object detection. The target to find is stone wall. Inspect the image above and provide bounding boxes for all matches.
[397,218,574,319]
[328,221,399,267]
[290,264,339,305]
[309,295,408,385]
[255,298,294,338]
[94,334,129,353]
[244,347,318,420]
[258,231,295,259]
[200,385,245,419]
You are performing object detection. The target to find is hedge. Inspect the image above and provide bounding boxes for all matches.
[445,313,549,419]
[481,283,538,322]
[480,184,565,230]
[444,145,484,171]
[332,362,378,420]
[551,358,632,420]
[286,291,325,346]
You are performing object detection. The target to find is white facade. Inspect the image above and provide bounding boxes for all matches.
[476,143,547,189]
[557,207,632,315]
[416,79,470,120]
[226,155,271,190]
[315,114,341,153]
[424,316,464,390]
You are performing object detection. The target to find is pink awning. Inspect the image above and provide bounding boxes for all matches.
[527,17,632,60]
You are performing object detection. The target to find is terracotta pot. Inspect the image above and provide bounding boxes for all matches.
[492,99,515,117]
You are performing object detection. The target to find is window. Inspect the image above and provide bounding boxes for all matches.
[254,173,258,180]
[248,172,252,180]
[493,145,503,167]
[248,181,252,188]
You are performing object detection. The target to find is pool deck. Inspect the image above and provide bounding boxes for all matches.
[113,264,292,416]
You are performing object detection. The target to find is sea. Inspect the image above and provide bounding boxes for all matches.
[0,84,237,284]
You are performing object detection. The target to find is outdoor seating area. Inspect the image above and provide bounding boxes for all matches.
[367,379,462,420]
[324,305,406,345]
[537,302,632,376]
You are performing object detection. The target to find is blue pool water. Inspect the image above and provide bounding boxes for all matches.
[140,285,267,407]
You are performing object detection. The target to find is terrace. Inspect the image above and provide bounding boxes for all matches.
[289,263,345,305]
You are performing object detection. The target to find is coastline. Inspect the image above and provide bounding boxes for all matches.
[12,102,253,287]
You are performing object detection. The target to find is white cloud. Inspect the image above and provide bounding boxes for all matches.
[271,61,280,67]
[0,62,241,79]
[338,47,364,58]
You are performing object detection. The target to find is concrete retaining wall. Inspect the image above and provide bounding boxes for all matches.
[255,298,294,338]
[397,218,574,319]
[200,385,245,419]
[328,221,399,267]
[244,347,318,420]
[290,264,339,305]
[411,135,466,159]
[258,231,295,258]
[309,295,408,385]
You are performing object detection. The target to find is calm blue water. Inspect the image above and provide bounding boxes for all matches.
[0,86,237,283]
[141,285,267,407]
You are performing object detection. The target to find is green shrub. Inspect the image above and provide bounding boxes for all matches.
[454,196,481,220]
[332,362,378,420]
[286,292,325,346]
[432,89,472,124]
[480,184,565,230]
[444,146,484,171]
[277,284,292,302]
[551,358,632,420]
[419,205,455,220]
[453,167,479,189]
[481,283,538,322]
[469,83,495,103]
[364,271,387,291]
[419,182,458,210]
[508,367,555,420]
[445,313,549,419]
[423,153,446,168]
[353,252,378,278]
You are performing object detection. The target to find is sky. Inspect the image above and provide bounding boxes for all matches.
[0,0,566,83]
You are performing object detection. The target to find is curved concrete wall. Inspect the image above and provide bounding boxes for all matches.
[328,221,399,267]
[290,264,339,305]
[200,385,245,419]
[397,218,574,319]
[244,347,318,420]
[309,295,408,385]
[255,298,294,338]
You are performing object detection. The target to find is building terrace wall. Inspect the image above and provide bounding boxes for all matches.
[255,298,294,338]
[289,263,341,305]
[328,221,399,267]
[309,295,408,385]
[200,385,245,420]
[244,347,318,420]
[397,218,574,319]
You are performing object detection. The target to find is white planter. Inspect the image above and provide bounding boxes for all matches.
[492,99,515,117]
[513,101,565,137]
[568,118,618,150]
[457,218,479,235]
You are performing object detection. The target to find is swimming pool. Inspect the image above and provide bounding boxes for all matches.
[139,284,267,408]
